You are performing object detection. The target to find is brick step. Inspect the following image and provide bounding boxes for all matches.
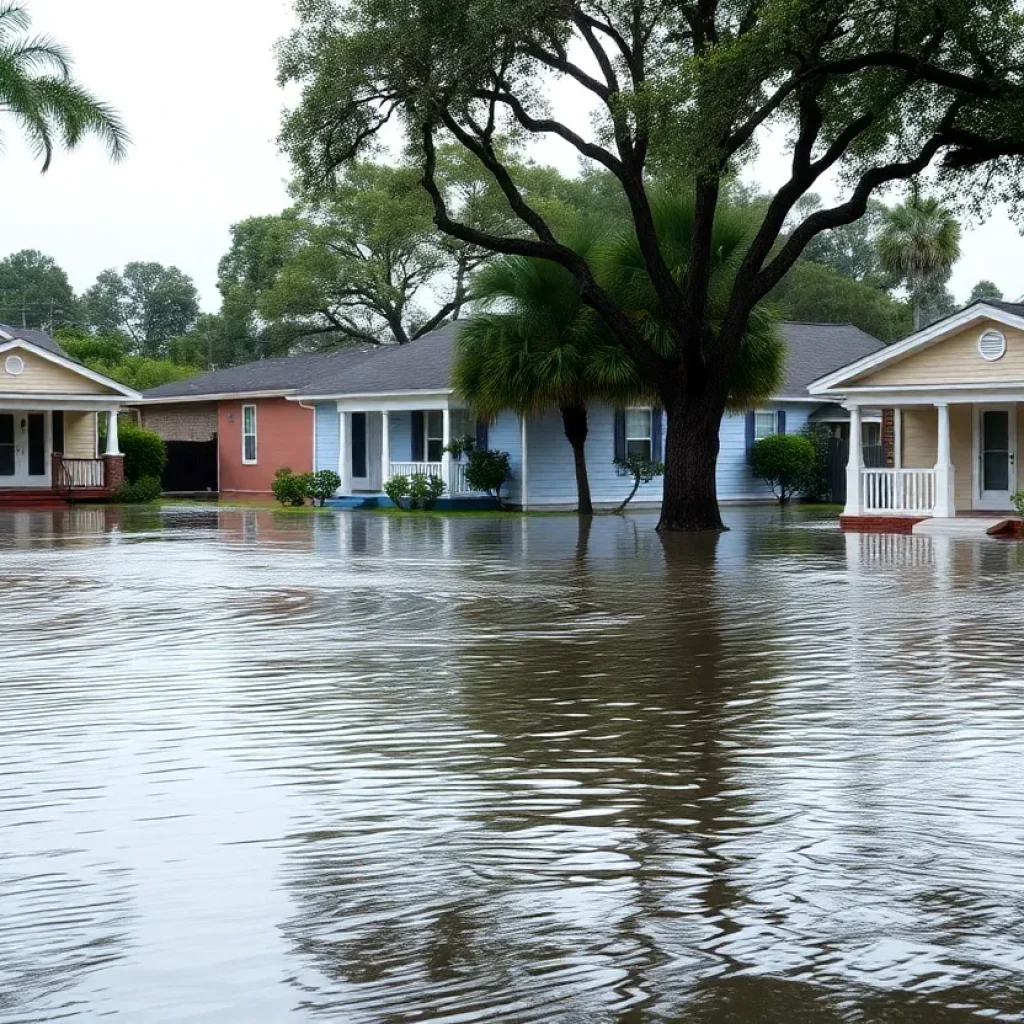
[0,490,69,509]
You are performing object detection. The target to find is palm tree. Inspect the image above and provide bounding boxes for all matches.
[877,196,961,331]
[455,223,641,516]
[0,3,128,171]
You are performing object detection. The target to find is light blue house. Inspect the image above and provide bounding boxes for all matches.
[290,321,884,509]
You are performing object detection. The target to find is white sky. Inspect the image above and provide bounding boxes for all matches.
[2,0,1022,312]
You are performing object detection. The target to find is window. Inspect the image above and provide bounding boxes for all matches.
[625,406,653,459]
[242,405,257,464]
[861,421,882,447]
[754,411,777,441]
[425,410,444,462]
[450,408,476,446]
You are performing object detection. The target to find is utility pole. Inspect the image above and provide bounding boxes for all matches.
[21,289,27,329]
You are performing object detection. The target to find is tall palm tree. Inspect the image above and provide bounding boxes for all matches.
[877,196,961,331]
[0,3,128,171]
[455,223,641,516]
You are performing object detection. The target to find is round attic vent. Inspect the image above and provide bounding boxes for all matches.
[979,329,1007,362]
[4,355,24,376]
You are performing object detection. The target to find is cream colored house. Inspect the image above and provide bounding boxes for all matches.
[0,325,141,502]
[810,301,1024,524]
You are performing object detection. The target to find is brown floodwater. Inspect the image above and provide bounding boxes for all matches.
[1,504,1023,1023]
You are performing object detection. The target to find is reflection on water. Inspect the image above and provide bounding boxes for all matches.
[1,504,1023,1023]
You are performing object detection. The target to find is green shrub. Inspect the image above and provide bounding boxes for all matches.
[1012,492,1024,517]
[272,467,311,506]
[464,448,512,506]
[309,469,341,506]
[800,423,834,503]
[750,433,816,504]
[120,424,167,483]
[612,454,665,512]
[113,475,162,503]
[409,472,445,509]
[384,474,411,509]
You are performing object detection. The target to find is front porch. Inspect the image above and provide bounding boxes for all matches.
[841,400,1024,526]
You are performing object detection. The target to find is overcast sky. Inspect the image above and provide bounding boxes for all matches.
[2,0,1022,312]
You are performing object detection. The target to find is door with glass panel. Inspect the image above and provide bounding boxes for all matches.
[0,412,48,487]
[976,405,1016,510]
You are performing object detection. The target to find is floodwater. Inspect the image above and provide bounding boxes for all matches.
[1,505,1023,1024]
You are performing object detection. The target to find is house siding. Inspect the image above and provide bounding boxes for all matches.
[63,411,97,458]
[524,402,817,507]
[219,397,313,496]
[315,403,340,476]
[2,347,120,395]
[142,403,218,442]
[489,410,523,505]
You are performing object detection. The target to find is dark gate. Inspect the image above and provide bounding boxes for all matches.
[162,437,218,493]
[826,439,887,505]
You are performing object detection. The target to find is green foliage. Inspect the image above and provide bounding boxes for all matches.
[84,262,200,356]
[750,434,816,504]
[771,262,913,343]
[272,467,312,506]
[383,474,411,509]
[119,424,167,484]
[795,197,888,282]
[57,327,200,390]
[443,435,476,460]
[800,423,835,503]
[384,472,446,510]
[0,250,79,328]
[0,3,128,172]
[309,469,341,506]
[1012,491,1024,517]
[969,280,1003,304]
[464,449,512,506]
[112,475,162,504]
[613,455,665,512]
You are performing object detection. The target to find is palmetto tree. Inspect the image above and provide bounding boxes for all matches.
[0,3,127,171]
[877,196,961,331]
[455,224,641,516]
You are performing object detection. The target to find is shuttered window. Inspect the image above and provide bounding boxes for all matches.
[625,407,653,459]
[754,411,777,441]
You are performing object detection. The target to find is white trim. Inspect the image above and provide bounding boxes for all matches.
[973,404,1017,510]
[840,387,1024,407]
[293,388,452,404]
[520,415,529,510]
[0,338,142,399]
[141,389,296,405]
[0,397,125,412]
[808,304,1024,394]
[0,392,134,405]
[334,393,451,414]
[979,329,1007,362]
[241,404,258,464]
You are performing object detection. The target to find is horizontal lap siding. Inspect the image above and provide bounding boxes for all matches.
[314,403,339,474]
[64,411,97,458]
[488,410,522,505]
[525,403,818,507]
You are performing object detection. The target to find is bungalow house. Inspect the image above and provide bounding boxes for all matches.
[809,300,1024,533]
[0,324,140,507]
[289,320,885,509]
[140,347,380,497]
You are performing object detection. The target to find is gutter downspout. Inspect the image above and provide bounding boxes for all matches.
[297,401,317,472]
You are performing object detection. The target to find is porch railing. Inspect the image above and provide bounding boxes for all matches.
[390,461,443,480]
[57,457,106,490]
[862,467,935,514]
[388,460,477,496]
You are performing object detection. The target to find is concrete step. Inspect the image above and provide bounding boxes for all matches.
[913,517,1013,538]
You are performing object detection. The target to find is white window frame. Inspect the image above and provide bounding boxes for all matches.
[424,409,444,463]
[242,404,258,464]
[625,406,653,460]
[753,410,777,442]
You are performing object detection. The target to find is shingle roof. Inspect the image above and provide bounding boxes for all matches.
[973,298,1024,318]
[0,324,66,356]
[777,321,885,398]
[142,345,384,400]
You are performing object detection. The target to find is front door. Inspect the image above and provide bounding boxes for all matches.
[976,405,1017,510]
[0,412,49,487]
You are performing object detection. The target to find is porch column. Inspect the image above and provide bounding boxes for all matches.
[105,408,120,456]
[933,402,956,518]
[441,406,452,492]
[893,408,903,470]
[338,410,352,495]
[843,404,863,516]
[380,410,390,487]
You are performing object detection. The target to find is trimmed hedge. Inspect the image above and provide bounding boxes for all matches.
[120,424,168,483]
[113,475,162,503]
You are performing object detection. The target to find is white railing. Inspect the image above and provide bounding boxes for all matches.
[862,468,936,513]
[58,457,106,490]
[449,462,470,495]
[390,461,443,480]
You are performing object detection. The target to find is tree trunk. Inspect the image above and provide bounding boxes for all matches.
[658,390,727,532]
[559,403,593,516]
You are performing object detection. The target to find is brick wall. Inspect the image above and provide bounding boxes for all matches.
[840,514,927,534]
[141,403,217,442]
[881,408,895,467]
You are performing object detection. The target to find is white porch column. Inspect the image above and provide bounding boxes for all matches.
[380,410,391,487]
[105,408,120,456]
[933,401,956,518]
[338,410,352,495]
[893,408,903,470]
[441,406,452,493]
[843,404,863,516]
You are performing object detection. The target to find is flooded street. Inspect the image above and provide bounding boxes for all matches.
[1,505,1023,1023]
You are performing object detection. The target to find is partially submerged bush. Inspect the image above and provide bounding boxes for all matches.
[750,433,815,504]
[113,475,162,504]
[1012,491,1024,518]
[464,448,511,506]
[384,474,411,509]
[272,467,312,506]
[309,469,341,506]
[120,424,167,483]
[385,472,446,510]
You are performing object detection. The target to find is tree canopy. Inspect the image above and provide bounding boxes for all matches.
[969,279,1004,303]
[279,0,1024,531]
[0,249,79,329]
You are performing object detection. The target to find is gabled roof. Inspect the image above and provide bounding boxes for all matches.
[142,345,384,402]
[808,301,1024,394]
[0,323,66,356]
[776,322,886,399]
[0,336,142,400]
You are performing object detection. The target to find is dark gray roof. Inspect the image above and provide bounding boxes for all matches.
[778,321,885,398]
[143,345,385,400]
[971,298,1024,318]
[0,324,65,356]
[299,321,460,396]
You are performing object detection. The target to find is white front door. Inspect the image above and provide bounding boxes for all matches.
[349,412,383,491]
[975,405,1017,510]
[0,412,50,488]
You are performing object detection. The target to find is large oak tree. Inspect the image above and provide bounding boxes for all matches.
[279,0,1024,531]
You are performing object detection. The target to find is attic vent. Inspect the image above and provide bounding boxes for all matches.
[4,355,24,376]
[979,329,1006,362]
